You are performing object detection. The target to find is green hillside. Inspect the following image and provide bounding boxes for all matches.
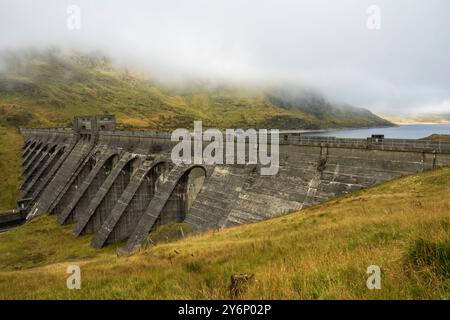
[0,50,391,130]
[423,134,450,141]
[0,166,448,299]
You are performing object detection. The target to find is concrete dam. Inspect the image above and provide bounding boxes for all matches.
[17,115,450,252]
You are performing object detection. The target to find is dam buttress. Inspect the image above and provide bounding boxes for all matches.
[18,115,450,252]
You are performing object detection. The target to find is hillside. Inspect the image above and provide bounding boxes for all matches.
[0,50,391,130]
[0,166,448,299]
[422,134,450,142]
[0,50,392,211]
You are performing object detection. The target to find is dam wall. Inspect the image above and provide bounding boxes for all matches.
[18,115,450,252]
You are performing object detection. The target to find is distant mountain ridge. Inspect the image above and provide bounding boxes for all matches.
[380,113,450,125]
[0,50,392,130]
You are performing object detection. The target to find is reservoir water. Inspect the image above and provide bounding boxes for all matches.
[302,124,450,139]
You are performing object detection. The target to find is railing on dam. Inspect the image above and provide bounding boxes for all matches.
[97,130,450,153]
[285,135,450,153]
[21,127,450,154]
[21,128,73,133]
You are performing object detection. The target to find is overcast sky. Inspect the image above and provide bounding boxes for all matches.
[1,0,449,115]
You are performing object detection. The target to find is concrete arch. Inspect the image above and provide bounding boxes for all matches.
[24,146,66,200]
[28,136,99,219]
[60,153,119,224]
[23,140,37,157]
[75,155,141,235]
[22,144,57,192]
[23,142,55,176]
[153,165,206,230]
[92,159,172,248]
[23,141,44,167]
[47,147,105,215]
[122,164,207,253]
[22,144,57,190]
[50,155,97,215]
[23,140,34,153]
[22,141,38,163]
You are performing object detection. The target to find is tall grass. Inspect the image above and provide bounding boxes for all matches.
[0,167,449,299]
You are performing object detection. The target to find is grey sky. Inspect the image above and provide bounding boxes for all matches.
[1,0,449,115]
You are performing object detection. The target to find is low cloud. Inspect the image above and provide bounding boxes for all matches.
[0,0,449,115]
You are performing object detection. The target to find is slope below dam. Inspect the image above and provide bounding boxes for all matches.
[17,115,450,252]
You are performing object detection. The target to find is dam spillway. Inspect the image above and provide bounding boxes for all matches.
[18,115,450,252]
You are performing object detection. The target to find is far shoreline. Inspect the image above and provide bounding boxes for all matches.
[374,113,450,126]
[285,123,450,139]
[280,123,397,134]
[389,121,450,125]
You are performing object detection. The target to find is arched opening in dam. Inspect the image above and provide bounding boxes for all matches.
[104,161,173,245]
[23,141,40,164]
[22,144,56,191]
[51,155,97,215]
[82,156,141,234]
[24,146,64,200]
[22,141,36,159]
[152,165,206,231]
[23,143,51,179]
[65,153,119,224]
[23,140,33,152]
[23,142,43,168]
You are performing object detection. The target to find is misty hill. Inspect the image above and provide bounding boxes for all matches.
[0,50,392,130]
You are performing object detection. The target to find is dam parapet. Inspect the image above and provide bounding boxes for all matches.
[17,115,450,252]
[22,128,450,153]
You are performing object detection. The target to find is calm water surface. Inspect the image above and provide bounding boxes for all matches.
[302,124,450,139]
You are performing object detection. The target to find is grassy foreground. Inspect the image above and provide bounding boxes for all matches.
[0,167,449,299]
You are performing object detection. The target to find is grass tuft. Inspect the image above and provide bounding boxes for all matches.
[404,238,450,278]
[0,167,449,299]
